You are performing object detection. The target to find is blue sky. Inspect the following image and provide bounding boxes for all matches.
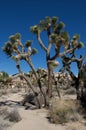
[0,0,86,75]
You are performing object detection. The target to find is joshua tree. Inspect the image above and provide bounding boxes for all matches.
[2,33,45,108]
[30,16,83,98]
[60,39,86,101]
[2,16,85,108]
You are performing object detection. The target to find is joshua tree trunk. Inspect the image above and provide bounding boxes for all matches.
[16,60,41,108]
[47,62,53,98]
[26,57,47,107]
[21,74,41,108]
[66,67,81,100]
[75,78,81,100]
[52,72,61,98]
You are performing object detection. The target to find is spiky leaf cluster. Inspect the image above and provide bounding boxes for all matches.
[61,31,70,50]
[30,16,68,51]
[61,31,69,42]
[3,32,38,60]
[30,25,41,34]
[56,22,65,30]
[30,16,59,34]
[50,33,59,43]
[77,42,84,49]
[52,16,58,25]
[40,16,52,30]
[70,34,84,49]
[2,33,21,57]
[48,60,59,69]
[25,40,32,47]
[31,48,38,55]
[2,42,13,56]
[9,33,21,43]
[15,33,21,39]
[30,16,84,56]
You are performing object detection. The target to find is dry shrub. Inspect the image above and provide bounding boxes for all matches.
[64,88,76,95]
[0,122,10,130]
[0,89,7,96]
[48,99,80,124]
[5,109,22,122]
[10,88,20,93]
[0,108,11,130]
[0,107,8,116]
[0,107,21,130]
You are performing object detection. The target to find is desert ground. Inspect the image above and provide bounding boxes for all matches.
[0,88,86,130]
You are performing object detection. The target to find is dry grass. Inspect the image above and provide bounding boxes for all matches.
[64,88,76,95]
[0,107,11,130]
[5,109,22,122]
[48,99,81,124]
[0,89,7,97]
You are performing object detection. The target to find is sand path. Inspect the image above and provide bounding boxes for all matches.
[8,108,66,130]
[6,92,86,130]
[6,92,66,130]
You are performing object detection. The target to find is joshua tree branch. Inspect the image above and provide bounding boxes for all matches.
[16,60,23,74]
[59,47,77,57]
[15,48,21,54]
[47,43,52,54]
[21,44,25,53]
[66,67,77,80]
[15,53,29,60]
[61,54,86,68]
[50,46,78,60]
[37,33,47,52]
[26,57,38,79]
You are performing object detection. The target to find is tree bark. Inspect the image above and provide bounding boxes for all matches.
[47,63,53,98]
[16,60,41,108]
[26,57,47,107]
[52,72,61,98]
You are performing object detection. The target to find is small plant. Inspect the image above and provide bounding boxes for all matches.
[0,123,9,130]
[5,109,22,122]
[0,107,8,116]
[48,99,80,124]
[0,107,11,130]
[64,87,76,95]
[0,89,7,96]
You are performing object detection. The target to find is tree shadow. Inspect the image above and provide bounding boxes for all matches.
[0,99,38,110]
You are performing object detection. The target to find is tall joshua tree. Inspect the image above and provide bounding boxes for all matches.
[30,16,83,98]
[2,33,45,108]
[2,16,84,108]
[60,34,85,100]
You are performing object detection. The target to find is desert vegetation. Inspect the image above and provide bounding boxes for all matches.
[0,16,86,130]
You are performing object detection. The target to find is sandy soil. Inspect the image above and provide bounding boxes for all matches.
[6,92,66,130]
[0,90,86,130]
[8,108,66,130]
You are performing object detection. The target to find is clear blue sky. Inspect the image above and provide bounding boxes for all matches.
[0,0,86,75]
